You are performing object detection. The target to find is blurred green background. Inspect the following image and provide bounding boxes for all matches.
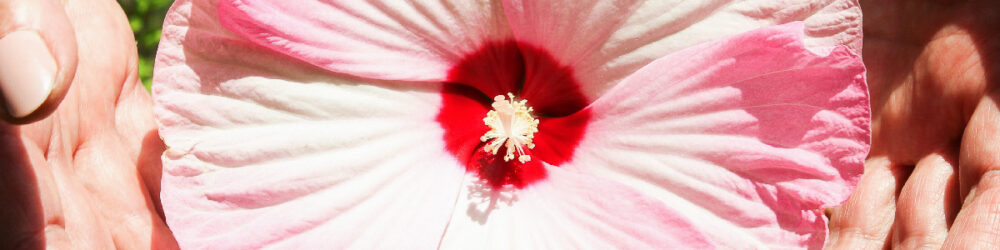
[118,0,174,90]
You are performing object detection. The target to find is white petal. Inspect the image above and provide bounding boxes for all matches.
[218,0,509,81]
[572,23,869,249]
[438,166,712,250]
[501,0,862,100]
[155,1,463,248]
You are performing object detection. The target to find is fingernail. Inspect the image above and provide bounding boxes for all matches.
[0,31,57,118]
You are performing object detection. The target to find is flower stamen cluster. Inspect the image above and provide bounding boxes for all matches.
[480,93,539,163]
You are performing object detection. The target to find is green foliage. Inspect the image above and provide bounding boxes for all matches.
[119,0,174,90]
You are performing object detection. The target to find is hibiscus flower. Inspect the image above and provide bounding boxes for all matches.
[153,0,869,249]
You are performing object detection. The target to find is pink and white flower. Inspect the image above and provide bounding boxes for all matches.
[153,0,869,249]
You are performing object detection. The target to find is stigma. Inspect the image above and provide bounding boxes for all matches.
[480,93,539,163]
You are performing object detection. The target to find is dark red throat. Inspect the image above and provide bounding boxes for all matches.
[437,40,591,189]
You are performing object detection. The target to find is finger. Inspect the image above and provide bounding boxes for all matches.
[958,95,1000,205]
[945,96,1000,248]
[943,172,1000,249]
[892,152,960,249]
[0,0,77,124]
[826,156,904,249]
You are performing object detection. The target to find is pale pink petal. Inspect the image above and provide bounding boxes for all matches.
[155,1,463,248]
[438,166,713,249]
[571,23,869,249]
[501,0,861,100]
[218,0,509,81]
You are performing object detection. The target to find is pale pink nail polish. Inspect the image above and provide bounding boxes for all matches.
[0,30,57,118]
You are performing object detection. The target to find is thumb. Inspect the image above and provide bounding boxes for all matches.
[0,0,77,124]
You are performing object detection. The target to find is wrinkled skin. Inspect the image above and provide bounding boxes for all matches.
[826,0,1000,249]
[0,0,177,249]
[0,0,997,249]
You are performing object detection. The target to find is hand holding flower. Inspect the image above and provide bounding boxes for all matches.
[0,0,176,248]
[1,0,998,249]
[826,0,1000,248]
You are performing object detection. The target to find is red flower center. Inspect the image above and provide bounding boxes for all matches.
[437,40,591,189]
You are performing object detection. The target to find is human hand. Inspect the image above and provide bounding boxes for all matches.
[827,0,1000,248]
[0,0,176,248]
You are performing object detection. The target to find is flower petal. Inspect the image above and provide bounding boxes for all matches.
[438,166,713,249]
[155,1,463,248]
[501,0,862,100]
[572,23,869,249]
[218,0,509,81]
